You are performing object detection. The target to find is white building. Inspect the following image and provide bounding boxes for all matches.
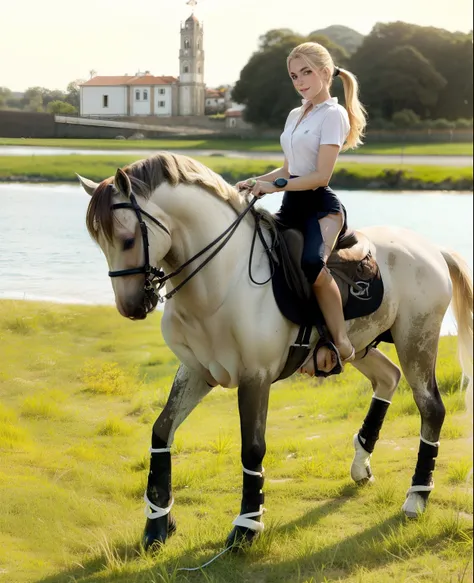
[205,89,226,113]
[80,13,205,117]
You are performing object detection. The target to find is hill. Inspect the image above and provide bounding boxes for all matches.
[310,24,364,54]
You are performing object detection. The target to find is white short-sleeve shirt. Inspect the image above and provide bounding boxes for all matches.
[280,97,350,176]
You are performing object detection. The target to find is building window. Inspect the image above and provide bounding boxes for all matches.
[135,90,140,100]
[143,90,148,100]
[184,65,189,73]
[102,95,109,108]
[198,67,201,74]
[158,101,166,108]
[159,88,165,95]
[184,38,190,49]
[229,118,237,128]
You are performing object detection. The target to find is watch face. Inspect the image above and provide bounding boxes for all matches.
[275,178,288,188]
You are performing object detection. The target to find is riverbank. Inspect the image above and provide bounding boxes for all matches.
[0,300,471,583]
[1,137,473,156]
[1,154,472,190]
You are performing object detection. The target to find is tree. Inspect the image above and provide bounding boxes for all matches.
[361,45,446,118]
[65,79,85,109]
[350,22,472,119]
[232,29,348,127]
[47,100,77,114]
[0,87,11,108]
[392,109,421,129]
[23,87,46,112]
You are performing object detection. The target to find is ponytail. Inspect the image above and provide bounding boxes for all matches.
[337,68,367,150]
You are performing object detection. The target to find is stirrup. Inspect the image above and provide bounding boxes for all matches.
[313,338,355,378]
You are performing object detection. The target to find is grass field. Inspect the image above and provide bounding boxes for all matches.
[0,154,472,190]
[0,137,472,157]
[0,300,472,583]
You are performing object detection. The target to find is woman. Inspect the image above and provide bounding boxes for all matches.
[236,42,367,376]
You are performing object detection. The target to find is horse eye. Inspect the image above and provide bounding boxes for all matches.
[123,238,135,251]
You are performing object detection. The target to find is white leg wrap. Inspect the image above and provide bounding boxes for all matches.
[243,466,264,477]
[144,492,174,520]
[406,484,434,495]
[402,491,430,518]
[373,394,392,405]
[420,435,440,447]
[232,466,266,532]
[149,447,171,454]
[350,433,375,483]
[232,508,266,533]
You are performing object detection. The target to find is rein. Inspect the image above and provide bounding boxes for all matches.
[108,191,275,304]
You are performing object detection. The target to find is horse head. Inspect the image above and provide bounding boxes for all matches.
[78,168,172,320]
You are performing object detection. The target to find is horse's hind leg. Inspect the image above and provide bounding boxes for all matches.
[143,364,212,550]
[391,307,448,518]
[351,348,402,483]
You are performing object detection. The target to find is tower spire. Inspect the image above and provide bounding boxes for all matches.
[186,0,197,13]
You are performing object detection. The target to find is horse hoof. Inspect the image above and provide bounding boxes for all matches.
[402,493,427,519]
[350,433,375,484]
[142,514,177,551]
[225,526,259,552]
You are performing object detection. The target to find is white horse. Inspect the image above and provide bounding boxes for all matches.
[78,152,473,550]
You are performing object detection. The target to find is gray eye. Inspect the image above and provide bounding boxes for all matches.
[123,238,135,251]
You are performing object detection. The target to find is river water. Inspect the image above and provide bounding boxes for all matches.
[0,183,472,335]
[0,146,471,167]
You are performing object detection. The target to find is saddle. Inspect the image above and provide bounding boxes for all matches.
[257,215,385,381]
[272,228,384,327]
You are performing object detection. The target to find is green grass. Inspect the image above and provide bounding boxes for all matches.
[0,300,472,583]
[0,154,472,190]
[0,137,472,156]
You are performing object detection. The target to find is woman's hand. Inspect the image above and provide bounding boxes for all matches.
[251,180,278,198]
[235,178,257,192]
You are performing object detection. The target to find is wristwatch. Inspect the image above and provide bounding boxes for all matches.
[272,177,288,189]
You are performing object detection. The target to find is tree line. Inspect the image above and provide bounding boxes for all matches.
[232,21,474,129]
[0,81,82,115]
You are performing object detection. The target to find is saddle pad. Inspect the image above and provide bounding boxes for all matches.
[271,229,384,327]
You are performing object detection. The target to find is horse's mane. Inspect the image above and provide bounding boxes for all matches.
[86,151,252,242]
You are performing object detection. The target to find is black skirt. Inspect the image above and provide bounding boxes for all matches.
[274,183,347,232]
[273,182,348,284]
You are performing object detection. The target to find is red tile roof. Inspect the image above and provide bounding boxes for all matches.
[225,110,243,118]
[81,75,178,87]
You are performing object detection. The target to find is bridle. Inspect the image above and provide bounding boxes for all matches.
[108,190,272,305]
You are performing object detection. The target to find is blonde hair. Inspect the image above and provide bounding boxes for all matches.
[287,42,367,150]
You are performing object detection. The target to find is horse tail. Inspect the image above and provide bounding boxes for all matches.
[441,249,473,415]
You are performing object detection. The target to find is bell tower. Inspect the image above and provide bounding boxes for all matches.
[178,2,205,116]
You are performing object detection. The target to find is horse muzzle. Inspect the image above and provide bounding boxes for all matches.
[117,288,158,320]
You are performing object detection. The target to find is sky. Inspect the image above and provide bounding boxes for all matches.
[1,0,472,92]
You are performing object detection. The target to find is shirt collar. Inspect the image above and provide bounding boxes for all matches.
[301,96,338,109]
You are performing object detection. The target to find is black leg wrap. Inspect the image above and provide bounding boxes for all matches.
[226,470,265,551]
[358,398,390,454]
[412,440,438,486]
[142,434,176,551]
[148,435,172,507]
[241,471,265,515]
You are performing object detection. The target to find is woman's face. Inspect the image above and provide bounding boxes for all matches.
[289,57,326,101]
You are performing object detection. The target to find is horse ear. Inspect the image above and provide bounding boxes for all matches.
[114,168,132,198]
[76,174,99,197]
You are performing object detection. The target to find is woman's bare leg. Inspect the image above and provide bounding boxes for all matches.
[301,213,354,375]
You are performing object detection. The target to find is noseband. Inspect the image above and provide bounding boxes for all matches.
[108,190,272,305]
[108,193,170,299]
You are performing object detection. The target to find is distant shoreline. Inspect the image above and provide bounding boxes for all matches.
[1,175,472,192]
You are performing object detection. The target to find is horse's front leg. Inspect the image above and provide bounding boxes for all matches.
[226,375,272,549]
[143,364,212,551]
